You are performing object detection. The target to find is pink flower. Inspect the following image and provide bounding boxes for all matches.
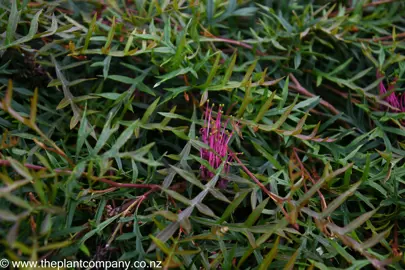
[377,70,405,112]
[199,102,234,188]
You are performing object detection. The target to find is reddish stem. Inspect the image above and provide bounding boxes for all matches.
[329,0,399,17]
[392,220,400,257]
[210,37,266,56]
[289,74,341,116]
[293,148,327,211]
[230,153,291,212]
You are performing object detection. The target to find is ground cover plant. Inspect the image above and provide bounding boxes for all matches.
[1,0,405,269]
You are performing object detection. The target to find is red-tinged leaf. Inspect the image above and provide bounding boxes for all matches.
[293,122,336,142]
[327,209,377,235]
[279,113,308,136]
[297,164,353,207]
[320,181,361,218]
[362,228,391,250]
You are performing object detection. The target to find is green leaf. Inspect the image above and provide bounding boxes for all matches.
[294,52,301,69]
[328,58,353,76]
[83,13,97,52]
[78,215,121,246]
[222,52,237,85]
[33,177,47,205]
[154,68,194,88]
[0,10,42,50]
[252,142,282,170]
[163,189,192,205]
[92,108,120,155]
[103,54,113,80]
[108,75,138,84]
[217,190,250,224]
[328,240,355,264]
[255,91,276,123]
[283,248,300,270]
[41,14,58,37]
[40,214,52,235]
[207,0,214,23]
[361,154,371,182]
[278,77,289,109]
[141,97,160,124]
[103,120,140,157]
[261,96,298,131]
[149,235,171,254]
[171,24,188,68]
[80,244,91,257]
[6,157,32,181]
[196,203,216,217]
[244,198,269,227]
[102,17,116,53]
[199,52,221,88]
[242,59,258,85]
[259,236,279,270]
[93,93,122,100]
[169,166,205,189]
[5,0,20,45]
[0,210,19,222]
[3,193,32,210]
[233,7,257,16]
[76,106,92,160]
[51,55,82,130]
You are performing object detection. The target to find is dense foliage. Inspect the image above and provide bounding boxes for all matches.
[1,0,405,269]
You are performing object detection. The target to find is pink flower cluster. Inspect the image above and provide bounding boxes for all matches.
[200,102,234,188]
[377,71,405,112]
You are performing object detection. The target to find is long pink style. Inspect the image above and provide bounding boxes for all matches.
[377,71,405,112]
[200,102,234,188]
